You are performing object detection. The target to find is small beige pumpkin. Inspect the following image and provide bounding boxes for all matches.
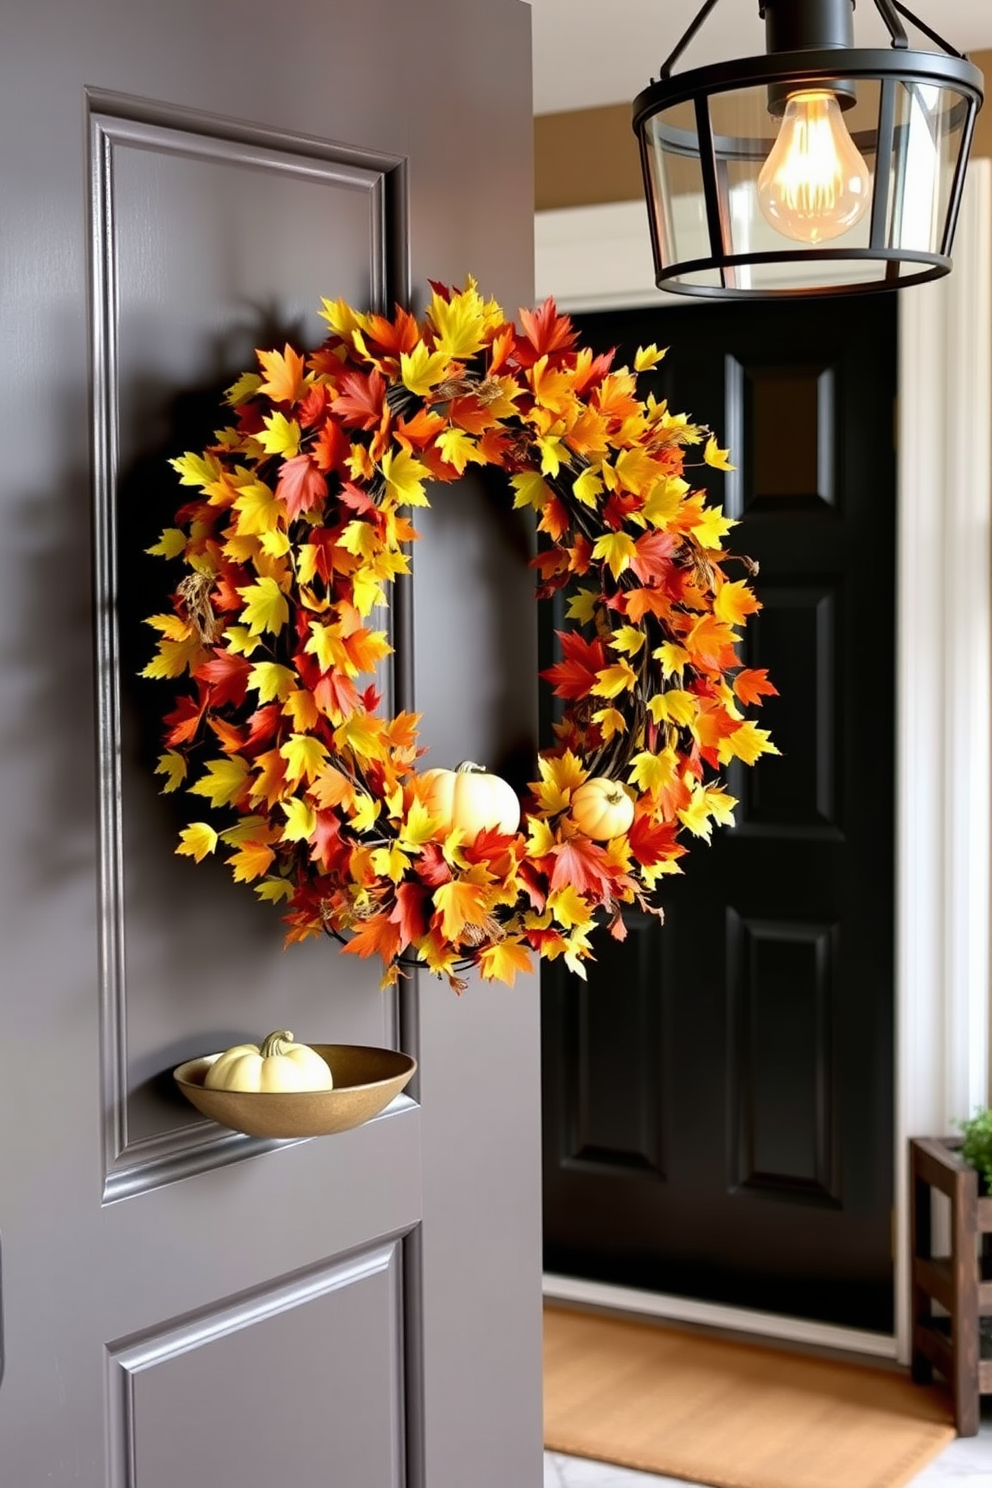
[569,777,635,841]
[203,1030,333,1093]
[420,760,520,837]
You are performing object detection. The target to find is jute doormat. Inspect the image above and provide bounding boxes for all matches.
[544,1305,956,1488]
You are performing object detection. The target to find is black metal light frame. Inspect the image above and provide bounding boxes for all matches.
[632,0,985,297]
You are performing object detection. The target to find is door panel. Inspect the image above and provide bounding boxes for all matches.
[543,296,897,1333]
[0,3,541,1484]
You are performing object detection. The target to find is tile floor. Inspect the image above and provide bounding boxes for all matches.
[543,1400,992,1487]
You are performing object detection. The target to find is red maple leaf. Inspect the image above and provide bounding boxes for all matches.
[389,881,429,950]
[164,691,207,746]
[628,812,683,870]
[297,384,330,428]
[193,649,252,709]
[244,705,281,752]
[517,298,578,364]
[541,629,607,700]
[277,454,328,520]
[332,368,386,429]
[309,810,346,873]
[312,418,351,475]
[313,671,360,723]
[549,837,613,898]
[630,529,678,586]
[415,842,452,888]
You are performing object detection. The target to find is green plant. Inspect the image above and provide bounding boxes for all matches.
[957,1107,992,1194]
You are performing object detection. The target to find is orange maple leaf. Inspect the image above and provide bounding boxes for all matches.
[341,914,402,964]
[256,344,307,405]
[734,667,779,707]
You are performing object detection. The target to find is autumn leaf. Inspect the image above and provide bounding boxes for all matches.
[280,733,329,786]
[227,840,277,883]
[433,877,491,942]
[592,660,638,699]
[714,579,761,627]
[276,454,328,520]
[717,721,780,766]
[592,531,637,579]
[389,881,429,950]
[189,756,250,809]
[478,938,533,986]
[154,751,187,793]
[549,837,613,898]
[280,796,317,842]
[146,528,187,559]
[704,435,736,472]
[176,822,219,862]
[734,667,779,707]
[381,447,430,507]
[548,885,595,930]
[256,344,307,404]
[238,576,289,636]
[634,344,667,372]
[256,411,301,460]
[248,661,296,704]
[630,529,677,586]
[341,914,402,964]
[541,630,607,700]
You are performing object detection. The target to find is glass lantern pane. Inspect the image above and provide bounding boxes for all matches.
[641,101,711,273]
[886,85,970,254]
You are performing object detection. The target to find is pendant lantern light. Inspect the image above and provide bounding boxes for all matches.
[632,0,984,297]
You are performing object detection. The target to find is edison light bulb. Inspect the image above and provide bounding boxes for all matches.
[757,90,870,243]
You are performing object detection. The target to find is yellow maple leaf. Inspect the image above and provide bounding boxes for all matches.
[398,798,440,849]
[565,587,600,625]
[154,751,187,793]
[400,342,450,396]
[225,371,262,406]
[219,816,274,847]
[248,662,297,703]
[334,712,386,763]
[678,782,738,839]
[717,722,780,767]
[146,528,187,559]
[227,840,277,884]
[283,689,320,732]
[145,612,190,642]
[170,451,223,489]
[280,733,329,786]
[592,660,638,698]
[692,504,736,551]
[591,707,626,742]
[255,876,294,904]
[591,530,637,579]
[609,625,646,657]
[280,797,317,842]
[350,793,381,833]
[238,576,289,636]
[258,527,291,559]
[338,520,380,562]
[141,633,205,680]
[648,689,699,727]
[704,435,736,472]
[527,817,556,857]
[427,278,498,360]
[548,885,595,931]
[433,877,491,942]
[188,756,250,809]
[572,466,604,508]
[436,427,481,475]
[351,570,387,618]
[478,938,533,987]
[714,579,761,627]
[641,476,689,528]
[371,843,412,883]
[381,447,430,507]
[536,433,567,478]
[615,446,660,497]
[256,411,301,459]
[627,747,679,798]
[511,470,553,512]
[176,822,218,862]
[319,296,368,337]
[634,344,667,372]
[655,641,689,679]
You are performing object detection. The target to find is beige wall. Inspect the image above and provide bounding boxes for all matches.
[536,49,992,211]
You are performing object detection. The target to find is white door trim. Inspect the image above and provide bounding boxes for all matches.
[536,164,992,1364]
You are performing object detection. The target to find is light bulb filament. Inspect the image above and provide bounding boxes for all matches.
[757,90,870,245]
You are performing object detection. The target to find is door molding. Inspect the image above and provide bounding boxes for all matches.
[536,162,992,1364]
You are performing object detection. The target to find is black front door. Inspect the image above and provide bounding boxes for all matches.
[542,295,897,1334]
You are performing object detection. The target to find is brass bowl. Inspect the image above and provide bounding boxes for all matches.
[173,1044,416,1139]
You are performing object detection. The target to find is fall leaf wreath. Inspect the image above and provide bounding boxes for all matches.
[143,279,778,992]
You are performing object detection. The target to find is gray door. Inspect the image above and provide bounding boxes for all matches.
[0,3,542,1485]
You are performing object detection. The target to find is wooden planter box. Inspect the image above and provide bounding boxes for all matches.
[910,1136,992,1435]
